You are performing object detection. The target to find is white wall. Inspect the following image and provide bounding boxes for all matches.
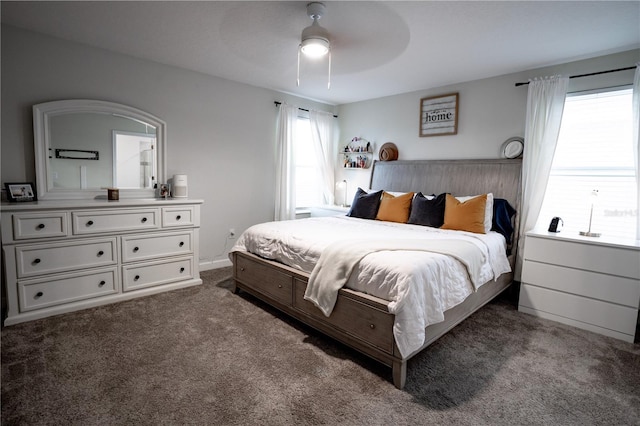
[336,49,639,201]
[1,25,336,269]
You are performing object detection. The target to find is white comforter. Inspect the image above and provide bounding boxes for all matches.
[230,216,511,358]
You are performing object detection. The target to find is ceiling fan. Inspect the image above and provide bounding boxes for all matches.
[297,2,331,89]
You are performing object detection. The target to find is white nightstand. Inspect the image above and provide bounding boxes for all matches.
[518,230,640,343]
[310,205,350,217]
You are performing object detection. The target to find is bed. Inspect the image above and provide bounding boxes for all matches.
[230,159,522,389]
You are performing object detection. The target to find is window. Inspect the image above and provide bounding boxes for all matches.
[538,87,637,239]
[294,116,322,209]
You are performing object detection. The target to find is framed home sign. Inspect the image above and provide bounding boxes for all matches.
[419,92,459,137]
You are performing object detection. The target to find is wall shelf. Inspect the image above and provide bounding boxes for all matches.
[341,137,373,169]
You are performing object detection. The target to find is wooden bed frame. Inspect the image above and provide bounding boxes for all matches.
[232,159,522,389]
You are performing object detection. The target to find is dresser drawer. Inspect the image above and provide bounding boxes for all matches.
[12,212,68,240]
[519,284,638,336]
[16,238,117,278]
[293,279,395,354]
[72,209,159,235]
[121,231,193,262]
[235,254,292,306]
[19,268,118,312]
[522,261,640,308]
[524,236,640,279]
[122,256,194,292]
[162,206,195,228]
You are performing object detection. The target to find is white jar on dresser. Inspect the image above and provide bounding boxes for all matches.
[518,230,640,343]
[1,198,203,325]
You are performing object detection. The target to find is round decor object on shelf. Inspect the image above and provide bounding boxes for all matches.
[501,137,524,159]
[379,142,398,161]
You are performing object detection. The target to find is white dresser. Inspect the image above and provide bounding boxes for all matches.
[518,230,640,343]
[1,199,203,325]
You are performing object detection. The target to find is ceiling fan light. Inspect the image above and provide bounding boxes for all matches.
[301,37,329,57]
[300,18,330,58]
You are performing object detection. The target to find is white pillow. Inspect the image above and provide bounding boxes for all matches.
[455,193,493,233]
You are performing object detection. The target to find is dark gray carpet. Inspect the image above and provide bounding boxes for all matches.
[2,267,639,425]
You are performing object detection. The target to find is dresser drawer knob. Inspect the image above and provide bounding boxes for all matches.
[141,217,148,223]
[179,241,184,247]
[240,267,245,272]
[33,258,41,264]
[278,284,283,289]
[37,223,45,229]
[176,215,182,220]
[98,280,106,287]
[180,267,185,273]
[134,275,140,281]
[97,250,104,256]
[87,220,94,226]
[133,247,139,252]
[35,291,43,299]
[369,324,375,329]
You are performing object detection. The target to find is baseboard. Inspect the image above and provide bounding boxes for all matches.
[200,258,232,271]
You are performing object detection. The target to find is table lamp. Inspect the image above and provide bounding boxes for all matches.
[579,189,601,237]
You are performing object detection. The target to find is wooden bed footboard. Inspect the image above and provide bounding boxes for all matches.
[232,250,512,389]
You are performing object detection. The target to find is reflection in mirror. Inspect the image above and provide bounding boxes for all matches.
[49,113,157,189]
[113,131,156,189]
[34,100,166,200]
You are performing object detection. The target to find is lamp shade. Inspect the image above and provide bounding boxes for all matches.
[335,180,347,207]
[301,21,330,57]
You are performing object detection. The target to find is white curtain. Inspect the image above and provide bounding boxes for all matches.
[632,63,640,240]
[309,110,336,206]
[274,103,298,221]
[516,75,569,279]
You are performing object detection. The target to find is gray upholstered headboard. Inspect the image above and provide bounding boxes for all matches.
[369,159,523,258]
[369,159,522,204]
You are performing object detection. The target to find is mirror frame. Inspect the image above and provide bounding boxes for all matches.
[34,99,167,200]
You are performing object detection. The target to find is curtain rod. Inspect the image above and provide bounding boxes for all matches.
[514,66,636,87]
[274,101,338,118]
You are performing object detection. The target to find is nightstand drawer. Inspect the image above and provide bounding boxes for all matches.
[524,236,640,279]
[121,231,193,262]
[122,256,193,292]
[72,209,159,235]
[522,261,640,308]
[19,268,118,312]
[520,284,638,336]
[12,212,68,240]
[16,238,117,278]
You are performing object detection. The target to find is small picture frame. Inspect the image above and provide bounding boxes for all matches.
[158,183,171,199]
[5,182,37,202]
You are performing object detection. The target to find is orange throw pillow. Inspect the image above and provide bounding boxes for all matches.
[441,193,487,233]
[376,191,415,223]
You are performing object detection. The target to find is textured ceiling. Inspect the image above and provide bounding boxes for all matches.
[2,1,639,105]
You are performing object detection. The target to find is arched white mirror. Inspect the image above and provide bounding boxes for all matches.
[33,99,166,200]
